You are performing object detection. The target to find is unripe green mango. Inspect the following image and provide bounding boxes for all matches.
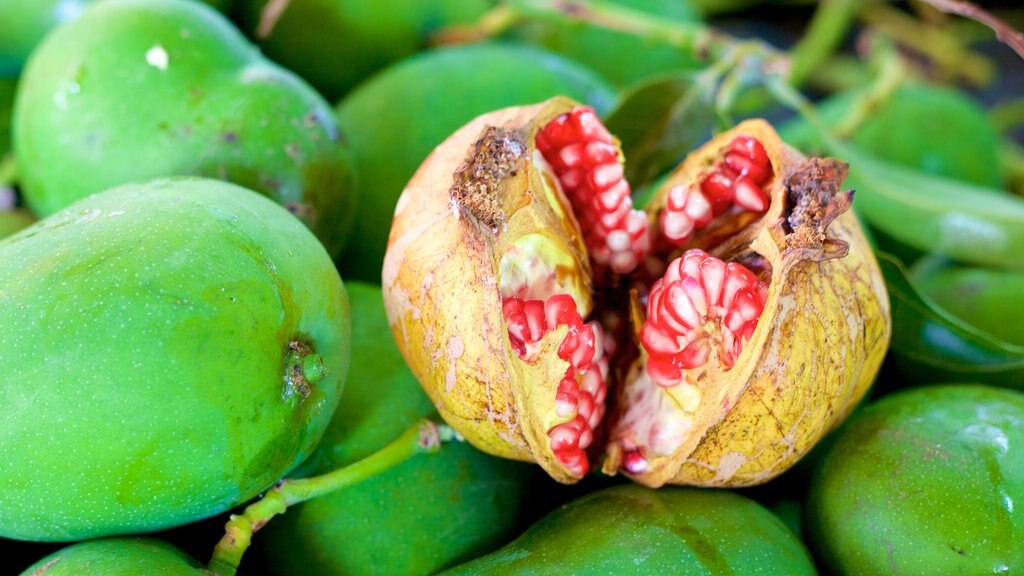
[442,484,817,575]
[238,0,494,101]
[807,384,1024,574]
[335,43,616,282]
[259,282,537,576]
[14,0,355,256]
[20,538,205,576]
[0,207,35,239]
[1,77,13,155]
[0,0,232,79]
[0,177,350,541]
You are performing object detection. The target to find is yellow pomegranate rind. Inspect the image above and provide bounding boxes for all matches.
[383,97,599,484]
[605,119,891,487]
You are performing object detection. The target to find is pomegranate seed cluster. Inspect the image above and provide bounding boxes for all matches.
[641,250,769,388]
[535,107,650,276]
[660,135,774,247]
[503,295,608,476]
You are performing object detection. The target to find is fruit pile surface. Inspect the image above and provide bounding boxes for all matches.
[2,1,1023,575]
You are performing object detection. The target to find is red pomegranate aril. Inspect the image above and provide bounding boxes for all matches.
[556,376,580,418]
[622,449,649,474]
[554,448,589,477]
[733,175,770,212]
[537,106,649,276]
[724,152,771,184]
[730,134,770,167]
[701,171,735,215]
[641,250,769,387]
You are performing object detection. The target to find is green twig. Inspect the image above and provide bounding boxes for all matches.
[788,0,861,87]
[991,98,1024,133]
[858,2,996,86]
[832,35,906,139]
[1001,139,1024,197]
[205,420,451,576]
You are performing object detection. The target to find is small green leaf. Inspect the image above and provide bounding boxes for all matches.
[603,73,715,189]
[879,252,1024,390]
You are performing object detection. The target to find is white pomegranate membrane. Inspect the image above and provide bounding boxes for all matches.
[502,107,774,479]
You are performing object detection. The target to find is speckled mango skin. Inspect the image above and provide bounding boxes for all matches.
[13,0,355,256]
[0,0,231,78]
[807,384,1024,575]
[19,538,204,576]
[0,178,350,542]
[441,484,817,575]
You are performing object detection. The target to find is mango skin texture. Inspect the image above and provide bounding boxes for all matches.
[807,384,1024,575]
[13,0,356,256]
[19,538,203,576]
[0,178,350,542]
[442,484,817,575]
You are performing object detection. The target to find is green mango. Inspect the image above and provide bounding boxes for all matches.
[511,0,704,89]
[442,485,817,575]
[0,178,350,541]
[0,0,231,79]
[238,0,494,101]
[913,265,1024,347]
[335,42,615,282]
[780,83,1002,188]
[806,384,1024,574]
[1,78,13,155]
[0,207,35,239]
[259,282,537,576]
[13,0,355,256]
[20,538,205,576]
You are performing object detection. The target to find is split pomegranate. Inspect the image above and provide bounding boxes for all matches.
[383,97,890,487]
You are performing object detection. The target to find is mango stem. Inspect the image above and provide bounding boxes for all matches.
[205,419,451,576]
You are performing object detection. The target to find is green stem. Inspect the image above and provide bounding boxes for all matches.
[470,0,783,66]
[832,35,906,139]
[431,3,523,45]
[205,420,450,576]
[991,97,1024,133]
[787,0,861,87]
[858,2,995,86]
[1001,139,1024,197]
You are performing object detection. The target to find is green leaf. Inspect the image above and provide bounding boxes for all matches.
[880,252,1024,390]
[603,72,714,190]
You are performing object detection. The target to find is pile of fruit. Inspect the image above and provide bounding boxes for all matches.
[2,1,1022,574]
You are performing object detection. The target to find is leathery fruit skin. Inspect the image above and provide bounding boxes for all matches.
[606,119,891,487]
[384,100,889,487]
[0,177,350,541]
[385,98,600,484]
